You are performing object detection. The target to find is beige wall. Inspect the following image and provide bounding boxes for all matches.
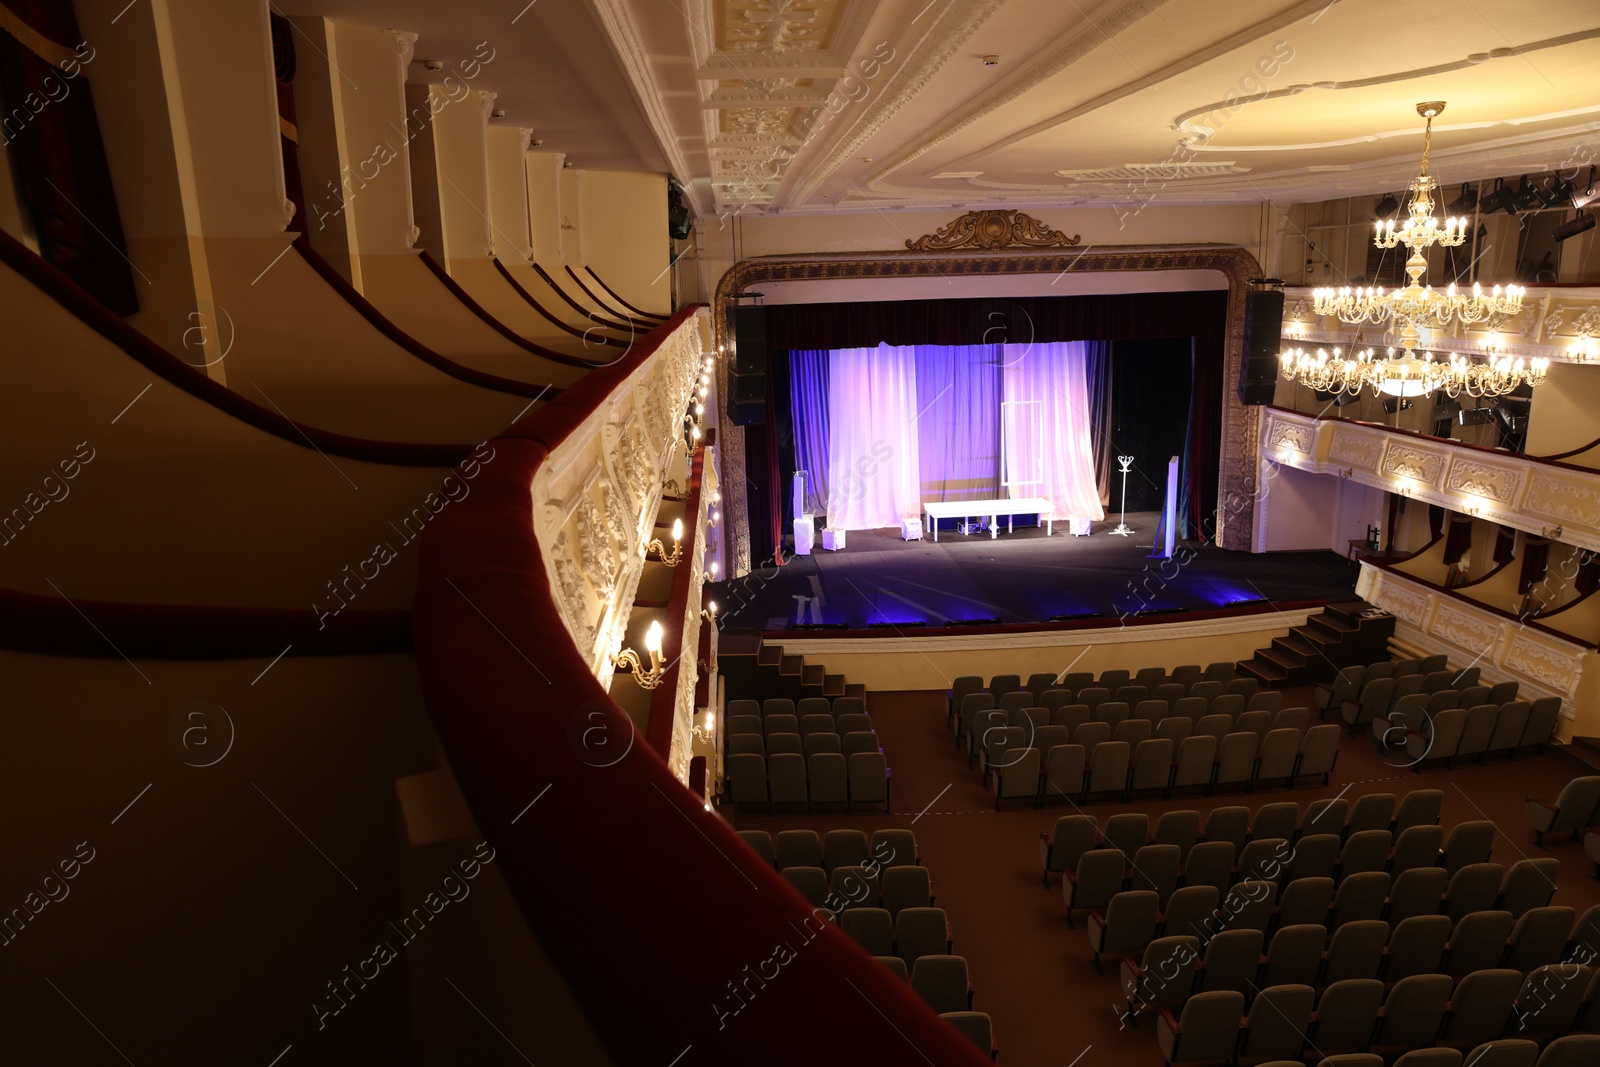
[1527,361,1600,457]
[577,170,668,310]
[526,151,564,265]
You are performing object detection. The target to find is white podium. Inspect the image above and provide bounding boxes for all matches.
[793,515,815,555]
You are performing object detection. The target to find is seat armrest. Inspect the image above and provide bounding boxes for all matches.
[1525,798,1558,813]
[1159,1007,1181,1033]
[1087,908,1108,925]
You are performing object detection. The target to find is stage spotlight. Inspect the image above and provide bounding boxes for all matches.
[1331,391,1361,408]
[1432,396,1462,427]
[1225,596,1270,607]
[1134,606,1188,617]
[1048,611,1104,621]
[1380,397,1413,415]
[1446,182,1478,215]
[1574,166,1599,209]
[867,620,925,628]
[791,622,847,630]
[1554,211,1596,242]
[1480,177,1518,216]
[1458,406,1496,426]
[1513,175,1545,211]
[943,617,1000,627]
[1373,192,1400,219]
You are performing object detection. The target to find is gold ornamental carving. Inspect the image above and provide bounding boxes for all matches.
[905,210,1082,252]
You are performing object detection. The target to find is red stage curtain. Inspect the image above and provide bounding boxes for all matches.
[1519,536,1551,593]
[1493,525,1516,565]
[1442,514,1474,565]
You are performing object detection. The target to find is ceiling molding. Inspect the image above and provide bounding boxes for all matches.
[782,0,1009,207]
[581,0,708,215]
[1175,26,1600,144]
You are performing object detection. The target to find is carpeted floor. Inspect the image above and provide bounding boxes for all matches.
[728,686,1600,1067]
[718,514,1359,632]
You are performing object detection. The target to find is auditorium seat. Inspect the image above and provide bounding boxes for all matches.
[1525,775,1600,846]
[1383,913,1451,982]
[1157,989,1243,1065]
[822,829,870,873]
[912,955,973,1014]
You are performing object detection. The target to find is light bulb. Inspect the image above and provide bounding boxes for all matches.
[672,518,683,541]
[644,620,662,654]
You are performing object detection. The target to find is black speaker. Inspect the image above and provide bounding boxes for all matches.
[1239,285,1284,405]
[730,306,767,375]
[727,368,766,426]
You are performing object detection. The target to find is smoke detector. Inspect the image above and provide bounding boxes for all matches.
[422,59,444,71]
[491,108,506,118]
[982,55,999,67]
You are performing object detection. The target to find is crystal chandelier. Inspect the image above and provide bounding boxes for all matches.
[1284,101,1543,400]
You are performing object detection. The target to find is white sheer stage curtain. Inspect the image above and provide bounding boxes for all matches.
[999,341,1106,527]
[826,344,922,530]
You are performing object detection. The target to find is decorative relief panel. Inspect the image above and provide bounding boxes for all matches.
[1328,428,1382,471]
[1525,468,1600,530]
[1381,442,1444,484]
[1372,579,1428,627]
[1265,418,1312,455]
[1444,457,1519,503]
[1503,634,1580,694]
[1429,603,1499,654]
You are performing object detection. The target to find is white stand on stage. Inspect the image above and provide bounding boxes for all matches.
[792,470,814,555]
[1149,456,1180,559]
[1110,455,1135,536]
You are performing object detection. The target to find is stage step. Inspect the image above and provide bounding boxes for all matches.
[846,683,867,700]
[1237,600,1396,688]
[719,641,873,711]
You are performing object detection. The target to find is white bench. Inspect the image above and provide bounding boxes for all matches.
[923,497,1055,541]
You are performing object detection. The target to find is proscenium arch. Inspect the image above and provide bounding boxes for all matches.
[713,243,1266,576]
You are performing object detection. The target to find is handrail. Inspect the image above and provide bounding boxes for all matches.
[529,261,637,331]
[415,250,608,368]
[493,259,632,347]
[563,263,666,324]
[294,243,561,400]
[412,306,990,1065]
[0,227,472,467]
[0,586,408,657]
[1532,433,1600,463]
[583,263,669,320]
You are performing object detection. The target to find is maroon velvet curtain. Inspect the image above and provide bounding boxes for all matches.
[1519,537,1551,593]
[1427,505,1445,540]
[1442,515,1474,565]
[0,1,137,314]
[269,13,306,238]
[1493,525,1516,565]
[1188,333,1223,540]
[1578,551,1600,596]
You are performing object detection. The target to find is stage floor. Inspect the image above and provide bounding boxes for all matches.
[716,512,1358,632]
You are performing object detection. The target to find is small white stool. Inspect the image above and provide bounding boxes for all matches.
[900,517,923,542]
[821,528,846,551]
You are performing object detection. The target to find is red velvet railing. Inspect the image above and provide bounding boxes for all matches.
[0,587,409,657]
[563,262,666,324]
[294,243,562,401]
[415,250,608,368]
[0,228,473,467]
[412,307,992,1066]
[581,263,668,320]
[492,258,631,347]
[530,261,636,331]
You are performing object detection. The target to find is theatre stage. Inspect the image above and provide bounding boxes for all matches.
[716,512,1358,633]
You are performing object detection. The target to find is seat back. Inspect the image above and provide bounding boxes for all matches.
[1060,671,1094,695]
[1240,983,1314,1058]
[1087,740,1130,794]
[1114,718,1152,747]
[1172,695,1209,723]
[727,698,761,719]
[1448,910,1516,978]
[998,690,1033,715]
[1506,905,1576,972]
[995,747,1040,798]
[1052,703,1090,732]
[1537,1035,1600,1067]
[937,1011,992,1056]
[780,866,828,906]
[1133,698,1169,724]
[1376,973,1452,1048]
[1103,812,1149,857]
[1180,840,1235,895]
[737,830,775,866]
[729,714,763,736]
[1043,744,1086,801]
[762,697,796,718]
[989,673,1022,696]
[1097,701,1130,729]
[1124,934,1200,1010]
[1286,834,1340,882]
[894,907,949,964]
[1097,889,1160,955]
[1152,683,1187,705]
[1338,829,1394,879]
[1302,797,1348,835]
[1198,929,1264,993]
[1247,690,1283,713]
[1330,871,1390,928]
[822,829,870,873]
[1513,964,1592,1040]
[881,865,932,918]
[1347,792,1396,834]
[1238,838,1291,882]
[1073,720,1110,760]
[1277,876,1334,929]
[1201,805,1249,851]
[847,751,889,808]
[1500,857,1560,918]
[1025,671,1058,698]
[1188,679,1224,702]
[1044,814,1098,873]
[1442,820,1497,875]
[1219,880,1277,934]
[1114,685,1149,706]
[840,907,895,956]
[1161,990,1244,1063]
[1312,979,1385,1054]
[803,732,841,757]
[726,752,768,806]
[1388,866,1449,925]
[799,712,835,737]
[767,732,803,756]
[765,713,799,737]
[910,954,970,1015]
[1129,844,1181,903]
[842,730,880,757]
[1258,728,1300,778]
[1135,666,1167,688]
[1214,731,1258,785]
[1236,709,1273,738]
[1385,913,1451,983]
[1130,737,1174,792]
[1297,723,1340,778]
[1066,849,1124,913]
[729,733,765,757]
[872,829,918,868]
[1160,885,1218,941]
[1458,703,1498,755]
[1169,664,1202,687]
[1210,693,1246,720]
[1262,922,1325,987]
[1324,919,1388,985]
[1039,688,1074,712]
[1156,716,1192,744]
[1152,809,1201,858]
[1390,824,1445,876]
[1491,699,1533,751]
[1441,968,1522,1043]
[1445,863,1506,923]
[1078,686,1111,712]
[1394,789,1444,833]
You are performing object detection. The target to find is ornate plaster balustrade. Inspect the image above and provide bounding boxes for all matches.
[1356,562,1587,720]
[530,309,712,680]
[1260,406,1600,551]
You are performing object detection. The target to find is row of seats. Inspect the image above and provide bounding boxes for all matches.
[949,663,1240,713]
[871,952,974,1015]
[1063,823,1522,919]
[952,684,1277,744]
[1397,699,1562,766]
[729,711,876,737]
[728,729,881,759]
[736,827,918,873]
[1335,667,1493,729]
[1117,906,1592,1010]
[1312,655,1454,712]
[967,700,1312,757]
[1000,723,1339,807]
[1295,1039,1600,1067]
[729,697,866,718]
[724,751,889,814]
[783,865,932,919]
[1041,792,1448,885]
[1157,979,1600,1065]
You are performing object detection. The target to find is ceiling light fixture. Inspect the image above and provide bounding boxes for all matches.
[1288,102,1535,402]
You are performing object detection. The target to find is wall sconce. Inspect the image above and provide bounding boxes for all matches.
[1572,338,1597,363]
[691,706,716,745]
[701,600,718,622]
[709,560,720,579]
[648,518,683,565]
[612,620,664,688]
